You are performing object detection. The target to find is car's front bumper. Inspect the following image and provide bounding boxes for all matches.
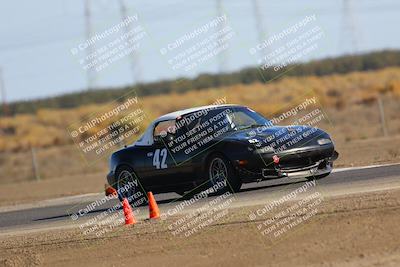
[236,145,338,182]
[267,157,334,179]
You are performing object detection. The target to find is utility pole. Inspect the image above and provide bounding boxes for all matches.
[252,0,267,47]
[84,0,95,90]
[340,0,358,53]
[216,0,227,74]
[118,0,141,85]
[0,68,8,116]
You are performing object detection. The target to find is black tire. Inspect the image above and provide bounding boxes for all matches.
[115,165,147,207]
[206,154,242,193]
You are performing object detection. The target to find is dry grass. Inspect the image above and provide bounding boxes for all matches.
[1,67,400,152]
[1,67,400,184]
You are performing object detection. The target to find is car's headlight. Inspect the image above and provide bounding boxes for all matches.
[317,138,332,145]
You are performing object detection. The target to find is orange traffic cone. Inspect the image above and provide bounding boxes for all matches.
[122,198,136,225]
[105,183,117,197]
[148,192,160,219]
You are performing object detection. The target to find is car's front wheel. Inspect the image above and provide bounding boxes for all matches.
[207,154,242,193]
[115,165,146,206]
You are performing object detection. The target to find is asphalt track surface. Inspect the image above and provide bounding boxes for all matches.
[1,163,399,235]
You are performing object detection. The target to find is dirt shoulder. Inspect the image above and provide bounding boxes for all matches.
[0,172,104,207]
[1,188,400,267]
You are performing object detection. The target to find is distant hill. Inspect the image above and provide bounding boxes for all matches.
[2,50,400,116]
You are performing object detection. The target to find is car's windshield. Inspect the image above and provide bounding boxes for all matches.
[225,107,272,131]
[178,106,273,136]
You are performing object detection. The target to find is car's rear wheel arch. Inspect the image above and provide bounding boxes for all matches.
[115,163,135,176]
[115,164,145,203]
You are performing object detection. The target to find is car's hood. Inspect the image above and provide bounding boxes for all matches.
[224,125,330,150]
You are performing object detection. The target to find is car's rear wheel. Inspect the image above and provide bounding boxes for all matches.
[115,165,146,206]
[207,154,242,193]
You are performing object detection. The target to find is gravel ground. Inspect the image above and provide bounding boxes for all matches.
[1,188,400,267]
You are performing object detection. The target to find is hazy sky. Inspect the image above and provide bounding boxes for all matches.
[0,0,399,102]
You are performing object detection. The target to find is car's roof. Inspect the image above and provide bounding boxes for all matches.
[154,104,238,123]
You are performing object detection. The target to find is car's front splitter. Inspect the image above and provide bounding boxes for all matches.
[236,148,339,182]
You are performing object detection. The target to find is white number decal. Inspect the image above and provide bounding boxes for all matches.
[153,149,160,169]
[160,149,168,169]
[153,148,168,169]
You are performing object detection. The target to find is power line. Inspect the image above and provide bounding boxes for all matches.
[1,3,394,53]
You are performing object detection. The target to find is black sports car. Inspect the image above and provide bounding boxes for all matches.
[107,105,338,200]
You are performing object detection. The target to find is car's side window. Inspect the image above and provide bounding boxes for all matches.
[153,120,176,139]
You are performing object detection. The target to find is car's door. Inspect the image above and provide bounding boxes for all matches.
[140,119,193,190]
